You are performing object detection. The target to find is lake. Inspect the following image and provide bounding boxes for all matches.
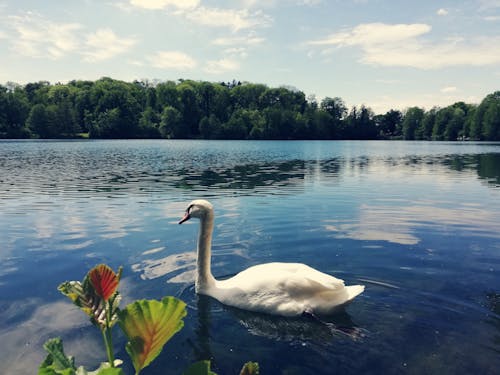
[0,140,499,374]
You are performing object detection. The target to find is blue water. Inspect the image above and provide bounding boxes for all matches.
[0,140,499,374]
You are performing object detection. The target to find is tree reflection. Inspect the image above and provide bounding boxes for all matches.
[2,145,499,198]
[174,160,307,192]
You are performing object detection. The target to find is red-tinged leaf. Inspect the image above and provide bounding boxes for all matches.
[88,264,120,301]
[118,297,187,374]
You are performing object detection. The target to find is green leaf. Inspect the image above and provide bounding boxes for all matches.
[38,337,76,375]
[76,363,125,375]
[39,338,124,375]
[239,362,259,375]
[118,297,187,374]
[182,360,217,375]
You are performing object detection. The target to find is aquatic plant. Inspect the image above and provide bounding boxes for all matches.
[39,263,258,375]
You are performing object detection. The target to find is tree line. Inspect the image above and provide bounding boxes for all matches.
[0,77,499,140]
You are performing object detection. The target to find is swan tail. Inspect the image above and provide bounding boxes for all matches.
[345,284,365,302]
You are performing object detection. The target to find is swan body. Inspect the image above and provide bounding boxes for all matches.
[179,199,364,317]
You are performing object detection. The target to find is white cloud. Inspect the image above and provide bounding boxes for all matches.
[298,0,322,5]
[204,58,240,74]
[8,12,81,59]
[224,47,249,58]
[441,86,458,93]
[5,12,137,62]
[147,50,197,70]
[129,0,199,10]
[484,15,500,21]
[212,35,265,46]
[126,1,272,32]
[83,28,137,62]
[436,8,448,16]
[309,23,431,47]
[478,0,500,10]
[211,33,264,60]
[185,7,272,32]
[308,22,500,69]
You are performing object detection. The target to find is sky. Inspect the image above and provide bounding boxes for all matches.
[0,0,499,113]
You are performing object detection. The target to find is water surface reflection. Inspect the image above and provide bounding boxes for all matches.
[0,140,499,375]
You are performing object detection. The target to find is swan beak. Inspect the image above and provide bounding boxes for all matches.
[178,211,191,224]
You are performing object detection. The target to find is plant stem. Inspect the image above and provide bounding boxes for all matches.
[102,326,115,367]
[102,301,115,367]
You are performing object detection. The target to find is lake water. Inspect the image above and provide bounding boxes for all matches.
[0,140,499,374]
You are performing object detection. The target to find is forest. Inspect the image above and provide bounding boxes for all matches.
[0,77,499,140]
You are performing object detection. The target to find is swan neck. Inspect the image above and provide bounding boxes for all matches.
[197,211,215,290]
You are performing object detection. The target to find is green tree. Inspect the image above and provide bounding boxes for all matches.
[230,83,267,110]
[71,80,95,133]
[402,107,424,140]
[0,85,30,138]
[89,78,142,138]
[177,83,201,137]
[343,105,376,139]
[482,100,500,140]
[221,109,252,139]
[156,81,179,110]
[473,91,500,140]
[444,107,466,141]
[259,87,306,113]
[416,108,436,140]
[138,106,160,138]
[3,85,30,137]
[89,107,121,138]
[314,110,334,139]
[24,81,50,105]
[159,106,183,138]
[319,97,347,139]
[432,107,451,140]
[375,109,403,138]
[26,103,57,138]
[199,114,222,139]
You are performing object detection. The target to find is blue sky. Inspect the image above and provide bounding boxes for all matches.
[1,0,499,113]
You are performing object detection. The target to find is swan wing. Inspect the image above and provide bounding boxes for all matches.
[225,262,345,293]
[212,263,349,316]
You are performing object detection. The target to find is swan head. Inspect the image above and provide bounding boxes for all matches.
[178,199,214,224]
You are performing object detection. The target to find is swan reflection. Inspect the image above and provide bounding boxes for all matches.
[193,293,364,354]
[229,307,365,343]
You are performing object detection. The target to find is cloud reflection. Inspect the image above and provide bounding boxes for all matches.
[0,299,101,374]
[132,251,197,283]
[325,201,500,245]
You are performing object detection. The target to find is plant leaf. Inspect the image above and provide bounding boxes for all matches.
[88,264,120,301]
[39,337,76,375]
[58,267,121,328]
[239,362,259,375]
[118,297,187,374]
[182,360,217,375]
[76,363,125,375]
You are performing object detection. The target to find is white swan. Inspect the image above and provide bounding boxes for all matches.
[179,199,364,317]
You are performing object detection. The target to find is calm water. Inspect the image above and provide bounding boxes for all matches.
[0,140,499,375]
